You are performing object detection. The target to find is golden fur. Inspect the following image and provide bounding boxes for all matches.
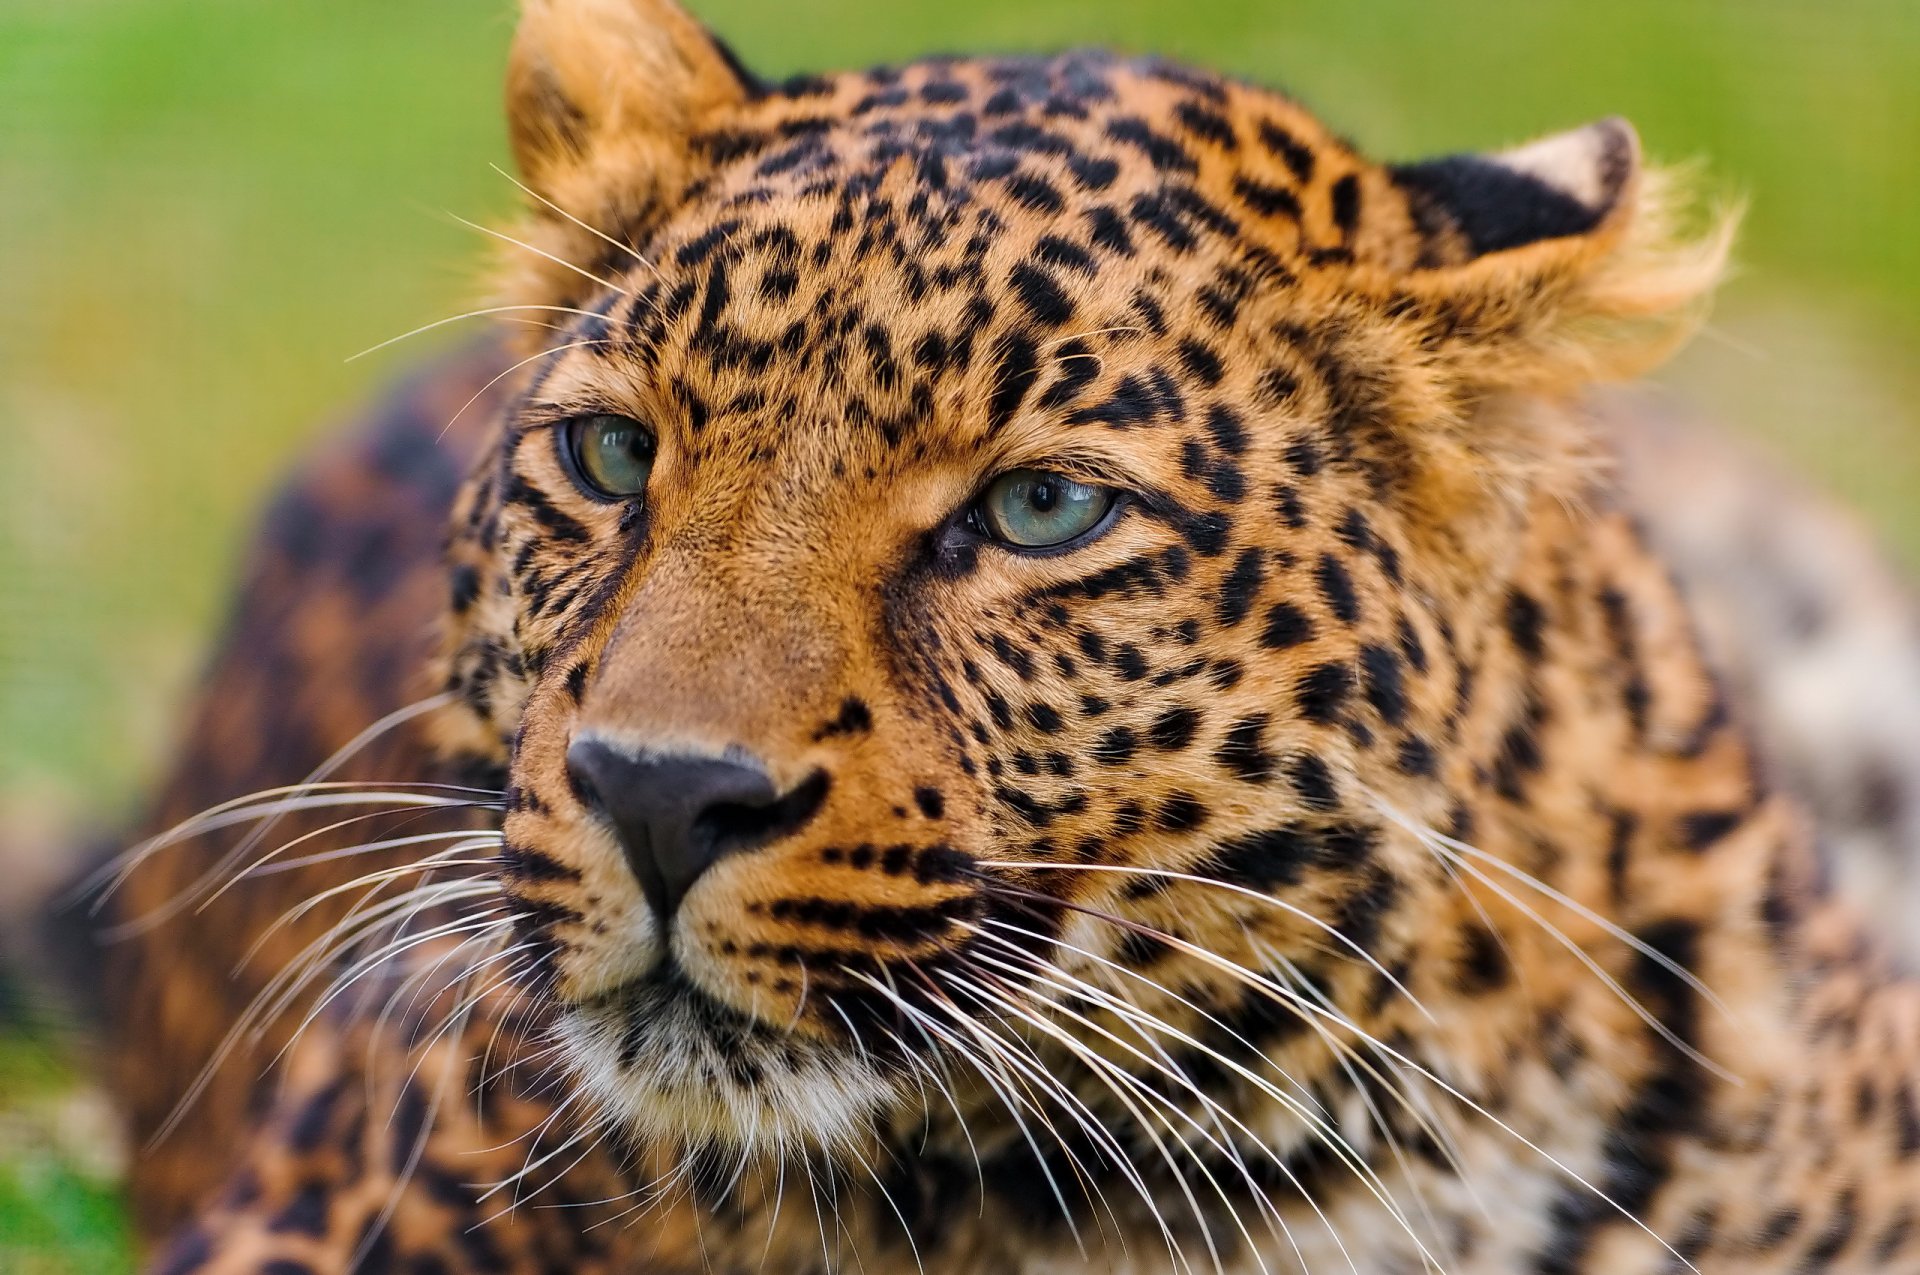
[95,4,1920,1273]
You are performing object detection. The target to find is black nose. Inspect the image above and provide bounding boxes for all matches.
[565,738,827,921]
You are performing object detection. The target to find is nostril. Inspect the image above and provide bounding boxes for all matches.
[698,770,830,857]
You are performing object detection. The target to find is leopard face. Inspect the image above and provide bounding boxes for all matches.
[437,0,1726,1165]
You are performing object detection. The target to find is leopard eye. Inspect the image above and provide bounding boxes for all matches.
[975,469,1115,549]
[563,414,656,499]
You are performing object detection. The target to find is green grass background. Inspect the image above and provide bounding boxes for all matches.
[1,0,1916,1267]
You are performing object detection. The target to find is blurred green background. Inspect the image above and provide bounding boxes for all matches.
[1,0,1916,1268]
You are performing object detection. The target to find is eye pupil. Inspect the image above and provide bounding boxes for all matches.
[566,413,655,499]
[976,468,1115,550]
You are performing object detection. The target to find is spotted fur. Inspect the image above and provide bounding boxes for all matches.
[97,3,1920,1272]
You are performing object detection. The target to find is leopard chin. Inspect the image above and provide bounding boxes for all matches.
[557,966,902,1155]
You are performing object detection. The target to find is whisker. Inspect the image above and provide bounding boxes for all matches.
[944,967,1267,1275]
[448,211,631,297]
[133,692,463,910]
[351,985,477,1272]
[844,968,1098,1258]
[238,840,499,973]
[438,339,604,440]
[488,162,666,286]
[85,784,489,917]
[145,877,500,1148]
[961,929,1409,1274]
[1369,798,1734,1081]
[975,860,1435,1027]
[346,303,616,362]
[975,880,1702,1273]
[1369,794,1732,1017]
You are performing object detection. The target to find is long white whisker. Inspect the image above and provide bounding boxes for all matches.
[977,860,1434,1027]
[1370,798,1733,1082]
[100,694,462,925]
[489,162,666,285]
[1370,794,1732,1016]
[449,211,631,297]
[438,339,602,440]
[961,931,1407,1275]
[977,881,1701,1273]
[347,303,613,362]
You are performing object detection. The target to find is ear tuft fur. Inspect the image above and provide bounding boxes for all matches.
[1378,119,1738,396]
[498,0,755,319]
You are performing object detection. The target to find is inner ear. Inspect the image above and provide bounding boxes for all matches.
[1391,118,1639,262]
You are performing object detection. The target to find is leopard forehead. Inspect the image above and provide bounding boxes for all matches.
[512,53,1421,491]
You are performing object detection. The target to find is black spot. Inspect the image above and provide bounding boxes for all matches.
[1174,100,1237,149]
[1316,553,1360,624]
[1396,615,1428,674]
[1067,153,1121,190]
[1156,792,1207,831]
[1257,120,1316,183]
[449,564,480,613]
[1456,924,1510,991]
[1009,263,1075,326]
[1232,175,1303,219]
[1286,753,1337,809]
[1033,234,1096,276]
[268,1181,330,1237]
[1177,340,1224,386]
[1395,736,1436,777]
[1084,204,1136,255]
[914,787,946,819]
[1105,116,1198,173]
[1261,601,1314,650]
[1217,714,1276,785]
[1216,548,1266,627]
[1507,589,1547,661]
[1208,824,1322,891]
[986,331,1042,433]
[1093,726,1139,766]
[1148,707,1200,752]
[1283,437,1323,476]
[1194,411,1249,467]
[499,845,581,884]
[1296,662,1353,724]
[1678,810,1743,853]
[1026,702,1065,733]
[1330,173,1362,236]
[815,696,874,740]
[1114,929,1166,968]
[1359,643,1408,725]
[1272,484,1306,528]
[286,1083,343,1154]
[564,662,591,702]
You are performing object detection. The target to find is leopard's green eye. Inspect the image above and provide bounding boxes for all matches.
[975,469,1115,549]
[564,414,656,499]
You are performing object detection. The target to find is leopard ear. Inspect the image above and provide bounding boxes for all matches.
[1392,117,1641,264]
[1378,118,1736,392]
[505,0,756,241]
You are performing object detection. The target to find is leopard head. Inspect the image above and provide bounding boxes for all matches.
[437,0,1729,1165]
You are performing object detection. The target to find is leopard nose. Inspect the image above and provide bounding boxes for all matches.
[565,737,827,922]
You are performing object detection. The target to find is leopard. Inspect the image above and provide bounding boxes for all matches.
[86,1,1920,1272]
